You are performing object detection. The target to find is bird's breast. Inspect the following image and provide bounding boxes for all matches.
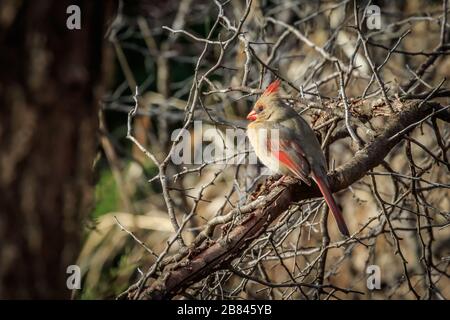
[247,125,284,174]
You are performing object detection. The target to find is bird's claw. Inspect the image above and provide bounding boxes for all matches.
[270,175,290,189]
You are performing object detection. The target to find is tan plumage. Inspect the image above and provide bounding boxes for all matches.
[247,80,350,237]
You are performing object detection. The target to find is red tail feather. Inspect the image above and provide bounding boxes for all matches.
[311,172,350,237]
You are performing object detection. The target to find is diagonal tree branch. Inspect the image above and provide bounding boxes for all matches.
[129,100,447,300]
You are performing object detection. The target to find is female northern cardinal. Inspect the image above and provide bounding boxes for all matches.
[247,80,350,237]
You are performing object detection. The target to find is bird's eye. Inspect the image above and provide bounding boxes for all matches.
[257,105,264,112]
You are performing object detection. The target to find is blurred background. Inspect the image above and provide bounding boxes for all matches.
[0,0,448,299]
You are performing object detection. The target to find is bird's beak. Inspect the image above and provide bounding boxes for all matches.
[246,110,257,121]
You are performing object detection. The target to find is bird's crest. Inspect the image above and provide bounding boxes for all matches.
[262,79,281,96]
[255,79,281,109]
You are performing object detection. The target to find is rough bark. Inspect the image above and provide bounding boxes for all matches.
[0,1,114,299]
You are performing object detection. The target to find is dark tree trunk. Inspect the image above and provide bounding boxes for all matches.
[0,0,114,299]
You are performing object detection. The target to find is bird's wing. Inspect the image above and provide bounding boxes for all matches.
[266,124,311,186]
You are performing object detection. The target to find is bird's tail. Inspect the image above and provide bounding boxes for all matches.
[311,171,350,237]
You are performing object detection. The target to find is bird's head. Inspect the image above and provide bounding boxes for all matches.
[247,79,282,122]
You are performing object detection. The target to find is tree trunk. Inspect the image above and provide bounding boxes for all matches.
[0,0,114,299]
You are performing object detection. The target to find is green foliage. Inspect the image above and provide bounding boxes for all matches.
[80,248,138,300]
[93,169,119,218]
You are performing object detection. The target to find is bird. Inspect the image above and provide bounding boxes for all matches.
[246,79,350,237]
